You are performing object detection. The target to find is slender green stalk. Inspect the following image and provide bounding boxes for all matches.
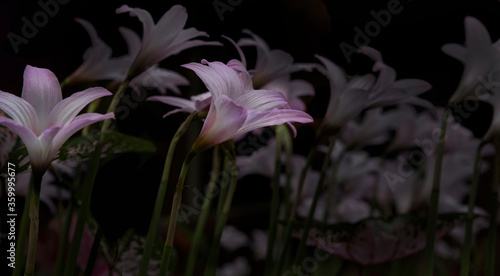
[322,150,345,223]
[63,144,103,276]
[460,142,485,276]
[282,125,294,220]
[422,105,451,275]
[139,112,198,276]
[159,151,197,275]
[83,226,103,276]
[485,135,500,276]
[275,135,319,276]
[12,175,32,276]
[52,202,75,276]
[24,170,44,276]
[215,159,231,225]
[82,98,102,135]
[100,79,130,137]
[204,143,237,276]
[293,134,339,266]
[184,146,222,276]
[264,126,284,275]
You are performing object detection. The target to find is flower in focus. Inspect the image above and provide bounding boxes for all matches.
[116,5,222,79]
[183,59,313,153]
[442,16,500,104]
[0,65,114,172]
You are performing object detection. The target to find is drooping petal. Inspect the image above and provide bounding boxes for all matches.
[0,91,38,132]
[315,55,347,96]
[182,60,244,99]
[119,27,141,58]
[22,65,62,129]
[441,43,466,63]
[148,95,198,117]
[116,5,155,39]
[0,116,39,158]
[131,66,189,95]
[48,112,115,162]
[192,96,247,152]
[47,87,112,127]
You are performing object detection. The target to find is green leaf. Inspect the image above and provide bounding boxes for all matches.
[58,132,156,161]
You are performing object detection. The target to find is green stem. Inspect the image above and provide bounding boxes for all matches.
[159,151,197,275]
[100,79,130,138]
[323,150,345,223]
[52,202,75,276]
[264,126,284,275]
[12,175,33,276]
[24,170,44,276]
[422,105,451,275]
[460,142,485,276]
[485,135,500,276]
[204,143,237,276]
[83,226,103,276]
[293,133,339,266]
[63,144,103,276]
[138,112,197,276]
[275,135,319,276]
[184,146,222,276]
[82,98,102,136]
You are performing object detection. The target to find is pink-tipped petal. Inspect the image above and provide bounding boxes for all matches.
[182,61,244,99]
[47,87,112,127]
[0,91,38,131]
[22,65,62,128]
[192,96,247,152]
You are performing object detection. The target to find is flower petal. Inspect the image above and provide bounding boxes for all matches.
[47,87,112,127]
[235,90,289,111]
[22,65,62,129]
[0,91,38,131]
[119,27,141,58]
[182,60,244,99]
[48,112,115,162]
[315,54,347,96]
[0,116,40,159]
[192,96,247,152]
[239,108,313,137]
[148,95,198,117]
[131,66,189,95]
[442,43,466,63]
[116,5,154,39]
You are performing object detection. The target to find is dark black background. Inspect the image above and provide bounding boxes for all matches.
[1,0,500,273]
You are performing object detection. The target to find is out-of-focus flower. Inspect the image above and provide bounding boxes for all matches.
[0,65,114,172]
[315,55,375,129]
[250,229,267,260]
[217,257,251,276]
[238,29,315,111]
[64,19,190,95]
[183,59,313,153]
[116,5,222,79]
[360,46,432,108]
[0,116,17,165]
[236,139,276,178]
[147,92,211,117]
[483,87,500,141]
[442,16,500,104]
[220,226,249,252]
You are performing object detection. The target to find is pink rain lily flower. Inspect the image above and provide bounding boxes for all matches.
[315,54,375,129]
[360,46,432,108]
[238,30,315,111]
[183,59,313,153]
[238,29,315,89]
[116,5,222,79]
[64,19,189,95]
[442,16,500,104]
[0,65,114,172]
